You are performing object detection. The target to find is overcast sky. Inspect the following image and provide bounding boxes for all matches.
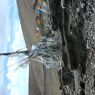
[0,0,29,95]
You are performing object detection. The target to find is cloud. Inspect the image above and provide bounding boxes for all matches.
[0,0,10,93]
[0,0,29,95]
[0,0,28,95]
[8,0,20,43]
[11,23,26,51]
[7,63,29,95]
[0,0,9,51]
[7,6,28,95]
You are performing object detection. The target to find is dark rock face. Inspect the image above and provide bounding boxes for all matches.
[61,0,95,94]
[68,0,95,74]
[64,0,88,72]
[49,1,89,94]
[49,0,87,71]
[49,0,62,31]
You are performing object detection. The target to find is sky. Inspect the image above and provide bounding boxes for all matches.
[0,0,29,95]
